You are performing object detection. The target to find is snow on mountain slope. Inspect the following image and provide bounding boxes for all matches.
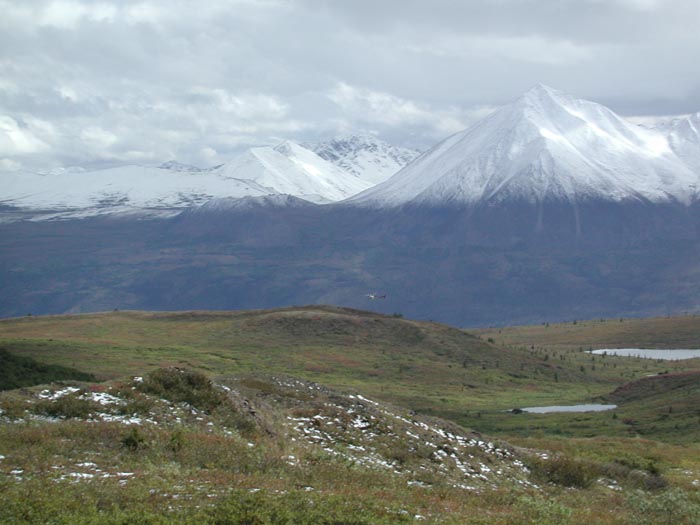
[1,164,272,213]
[307,132,421,185]
[654,112,700,177]
[158,160,205,172]
[211,141,372,204]
[192,194,317,213]
[1,142,373,219]
[348,84,699,208]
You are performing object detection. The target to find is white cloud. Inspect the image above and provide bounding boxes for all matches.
[328,83,466,136]
[80,126,118,149]
[0,158,22,171]
[188,88,289,120]
[406,35,595,65]
[0,116,50,155]
[39,1,118,28]
[0,0,698,169]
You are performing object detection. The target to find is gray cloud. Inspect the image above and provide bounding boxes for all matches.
[1,0,698,172]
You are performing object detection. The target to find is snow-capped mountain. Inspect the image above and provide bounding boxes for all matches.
[213,141,373,204]
[307,132,420,185]
[0,141,372,219]
[349,84,699,207]
[158,160,205,172]
[1,164,272,217]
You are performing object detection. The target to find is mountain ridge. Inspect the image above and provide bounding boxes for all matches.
[348,84,699,208]
[0,140,374,219]
[306,132,421,185]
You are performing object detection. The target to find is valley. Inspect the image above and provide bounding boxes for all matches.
[2,307,700,523]
[5,2,700,523]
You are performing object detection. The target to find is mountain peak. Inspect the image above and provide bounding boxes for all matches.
[348,87,698,208]
[158,160,203,172]
[272,140,309,157]
[306,133,421,185]
[214,142,372,204]
[513,84,578,118]
[521,83,562,99]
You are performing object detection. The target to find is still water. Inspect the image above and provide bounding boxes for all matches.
[520,404,617,413]
[590,349,700,360]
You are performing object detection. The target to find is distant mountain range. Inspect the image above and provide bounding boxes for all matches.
[1,86,700,325]
[0,133,416,221]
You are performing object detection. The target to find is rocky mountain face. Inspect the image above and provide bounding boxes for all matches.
[307,133,421,185]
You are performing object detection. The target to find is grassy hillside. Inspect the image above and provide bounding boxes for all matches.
[3,308,700,523]
[3,366,700,524]
[475,315,700,350]
[0,306,679,420]
[0,347,95,390]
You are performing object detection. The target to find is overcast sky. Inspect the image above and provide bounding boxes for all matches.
[1,0,699,172]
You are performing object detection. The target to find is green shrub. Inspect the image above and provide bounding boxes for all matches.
[0,396,29,419]
[516,495,572,525]
[208,490,407,524]
[33,393,101,419]
[626,488,700,525]
[139,368,225,413]
[527,455,598,488]
[121,427,145,451]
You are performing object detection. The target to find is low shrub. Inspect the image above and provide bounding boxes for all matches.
[208,490,408,525]
[527,455,599,488]
[516,495,572,525]
[139,368,225,413]
[33,393,101,419]
[626,488,700,525]
[121,427,146,451]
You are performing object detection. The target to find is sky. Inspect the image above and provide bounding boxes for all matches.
[1,0,699,172]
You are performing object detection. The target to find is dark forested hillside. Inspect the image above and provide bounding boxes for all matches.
[2,199,699,325]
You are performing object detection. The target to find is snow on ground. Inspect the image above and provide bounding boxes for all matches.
[279,379,532,490]
[3,375,536,491]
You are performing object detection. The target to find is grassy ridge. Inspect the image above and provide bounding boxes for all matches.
[3,367,700,524]
[2,306,699,445]
[3,309,700,523]
[0,347,95,390]
[0,306,673,418]
[475,315,700,350]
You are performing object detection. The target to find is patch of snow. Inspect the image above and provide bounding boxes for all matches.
[80,392,124,406]
[38,386,80,400]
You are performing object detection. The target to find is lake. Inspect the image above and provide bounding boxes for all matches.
[590,349,700,360]
[520,404,617,414]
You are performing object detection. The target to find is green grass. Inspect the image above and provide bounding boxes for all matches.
[3,365,700,524]
[2,307,699,446]
[0,307,680,419]
[0,347,95,390]
[2,304,700,523]
[475,315,700,350]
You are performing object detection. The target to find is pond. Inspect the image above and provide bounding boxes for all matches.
[518,404,617,414]
[590,349,700,360]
